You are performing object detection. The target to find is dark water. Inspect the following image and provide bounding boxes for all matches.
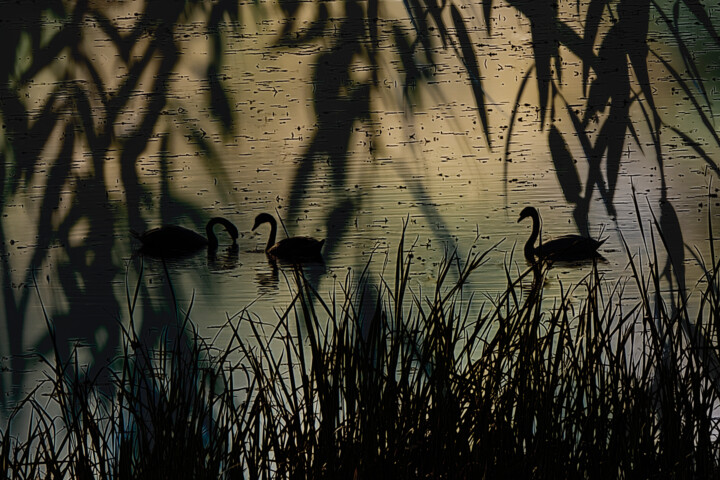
[1,0,720,413]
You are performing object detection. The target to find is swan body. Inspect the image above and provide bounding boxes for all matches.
[252,213,324,261]
[518,207,605,262]
[132,217,238,257]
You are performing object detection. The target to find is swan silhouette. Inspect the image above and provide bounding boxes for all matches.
[518,206,605,262]
[131,217,238,257]
[252,213,324,261]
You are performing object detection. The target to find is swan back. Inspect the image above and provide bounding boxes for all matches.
[134,225,208,256]
[269,237,325,260]
[132,217,239,257]
[536,235,606,261]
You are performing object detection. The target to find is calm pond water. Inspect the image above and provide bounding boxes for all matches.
[2,0,720,409]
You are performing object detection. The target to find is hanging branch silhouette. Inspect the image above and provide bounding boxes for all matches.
[0,0,242,410]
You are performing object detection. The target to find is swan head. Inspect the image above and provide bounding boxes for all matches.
[252,213,276,231]
[518,206,538,223]
[209,217,239,241]
[225,223,239,242]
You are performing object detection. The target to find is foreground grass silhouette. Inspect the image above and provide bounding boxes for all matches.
[2,224,720,479]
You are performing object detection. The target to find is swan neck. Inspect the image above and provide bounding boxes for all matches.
[206,219,220,249]
[524,211,541,260]
[266,217,277,252]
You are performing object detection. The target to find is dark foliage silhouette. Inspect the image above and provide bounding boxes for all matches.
[0,0,240,409]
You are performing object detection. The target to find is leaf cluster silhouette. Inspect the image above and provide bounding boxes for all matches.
[0,0,240,410]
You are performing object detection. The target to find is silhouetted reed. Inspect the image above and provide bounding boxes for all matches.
[3,219,720,478]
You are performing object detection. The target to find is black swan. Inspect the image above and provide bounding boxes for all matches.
[518,206,605,262]
[252,213,324,261]
[131,217,238,257]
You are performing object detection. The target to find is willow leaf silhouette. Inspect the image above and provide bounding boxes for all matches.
[0,152,4,200]
[369,0,380,51]
[630,90,666,189]
[450,3,491,149]
[404,0,435,61]
[504,67,534,162]
[583,23,626,126]
[503,66,533,202]
[563,101,614,218]
[425,0,449,47]
[75,51,110,107]
[139,0,188,27]
[666,125,720,177]
[482,0,493,34]
[285,7,371,240]
[276,3,329,46]
[657,198,685,294]
[23,123,76,315]
[90,2,170,62]
[582,0,611,94]
[654,0,714,122]
[548,125,581,204]
[73,85,101,152]
[393,24,423,105]
[582,20,631,208]
[651,49,720,149]
[598,109,628,208]
[324,198,356,258]
[89,10,133,62]
[207,65,234,135]
[211,0,239,24]
[626,93,649,158]
[107,43,156,119]
[155,135,213,227]
[279,0,302,17]
[683,0,720,45]
[556,21,593,63]
[278,0,303,39]
[507,0,558,129]
[0,219,21,411]
[7,122,76,403]
[6,90,59,194]
[18,21,80,84]
[206,1,240,136]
